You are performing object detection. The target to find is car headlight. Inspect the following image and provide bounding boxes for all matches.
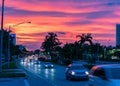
[45,65,48,67]
[71,71,75,75]
[85,71,89,75]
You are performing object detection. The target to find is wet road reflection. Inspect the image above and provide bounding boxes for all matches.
[20,59,90,86]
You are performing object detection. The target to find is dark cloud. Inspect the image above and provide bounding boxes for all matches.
[22,0,120,5]
[56,32,66,35]
[2,0,119,18]
[65,21,92,26]
[106,1,120,6]
[4,6,68,17]
[93,33,115,38]
[85,11,115,19]
[18,32,47,37]
[20,0,96,3]
[4,0,118,19]
[18,31,66,37]
[76,1,120,8]
[4,6,115,19]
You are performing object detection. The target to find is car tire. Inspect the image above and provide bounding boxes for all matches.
[85,77,89,81]
[68,76,73,81]
[66,76,72,81]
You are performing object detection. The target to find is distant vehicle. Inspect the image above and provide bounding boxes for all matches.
[88,64,120,86]
[29,59,33,63]
[65,64,89,80]
[34,60,40,64]
[44,62,54,68]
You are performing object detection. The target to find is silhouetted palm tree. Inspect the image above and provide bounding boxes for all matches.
[76,33,93,60]
[76,33,93,46]
[41,32,62,54]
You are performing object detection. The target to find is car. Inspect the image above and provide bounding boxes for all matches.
[65,64,89,80]
[44,62,54,68]
[88,64,120,86]
[34,60,40,64]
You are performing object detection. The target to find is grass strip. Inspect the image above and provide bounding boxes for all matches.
[1,61,26,78]
[2,62,18,69]
[0,72,26,78]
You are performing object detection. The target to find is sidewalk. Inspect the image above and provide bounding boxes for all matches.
[0,77,28,86]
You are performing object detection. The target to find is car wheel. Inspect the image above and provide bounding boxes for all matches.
[85,77,89,81]
[66,76,72,80]
[68,76,73,81]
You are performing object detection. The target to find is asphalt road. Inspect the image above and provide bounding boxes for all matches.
[20,60,90,86]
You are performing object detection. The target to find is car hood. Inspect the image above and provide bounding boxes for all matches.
[71,69,87,73]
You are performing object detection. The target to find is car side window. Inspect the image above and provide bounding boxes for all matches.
[93,68,106,80]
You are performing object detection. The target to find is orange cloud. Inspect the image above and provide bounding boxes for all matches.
[1,0,119,50]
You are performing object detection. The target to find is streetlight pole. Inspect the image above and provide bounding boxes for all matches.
[0,0,5,73]
[7,22,31,67]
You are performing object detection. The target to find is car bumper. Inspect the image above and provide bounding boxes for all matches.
[70,75,88,79]
[45,66,53,68]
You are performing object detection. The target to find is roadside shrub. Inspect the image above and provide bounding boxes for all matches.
[2,62,17,69]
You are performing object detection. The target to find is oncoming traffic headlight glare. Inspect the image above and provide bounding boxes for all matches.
[45,65,48,67]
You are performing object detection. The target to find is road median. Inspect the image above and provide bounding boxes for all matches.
[0,61,26,78]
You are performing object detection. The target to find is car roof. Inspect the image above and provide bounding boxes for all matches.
[91,64,120,70]
[68,63,84,67]
[72,61,87,64]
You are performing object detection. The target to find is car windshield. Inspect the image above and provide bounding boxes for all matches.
[45,62,51,64]
[110,68,120,79]
[70,65,85,70]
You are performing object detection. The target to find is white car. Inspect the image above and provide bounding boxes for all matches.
[88,64,120,86]
[44,62,54,68]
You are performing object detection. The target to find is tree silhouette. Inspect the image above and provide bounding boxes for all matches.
[41,32,62,54]
[0,30,21,61]
[76,33,93,46]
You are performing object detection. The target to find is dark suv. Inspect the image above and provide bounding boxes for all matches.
[65,64,89,80]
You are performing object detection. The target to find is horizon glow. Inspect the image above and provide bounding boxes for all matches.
[0,0,119,50]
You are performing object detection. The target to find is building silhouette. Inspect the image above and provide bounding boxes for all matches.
[116,24,120,46]
[10,34,16,45]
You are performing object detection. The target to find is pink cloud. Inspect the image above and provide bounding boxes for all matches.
[1,0,119,50]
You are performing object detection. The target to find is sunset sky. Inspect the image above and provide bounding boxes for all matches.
[0,0,120,51]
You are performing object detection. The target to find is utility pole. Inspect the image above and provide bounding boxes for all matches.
[0,0,5,73]
[7,26,11,68]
